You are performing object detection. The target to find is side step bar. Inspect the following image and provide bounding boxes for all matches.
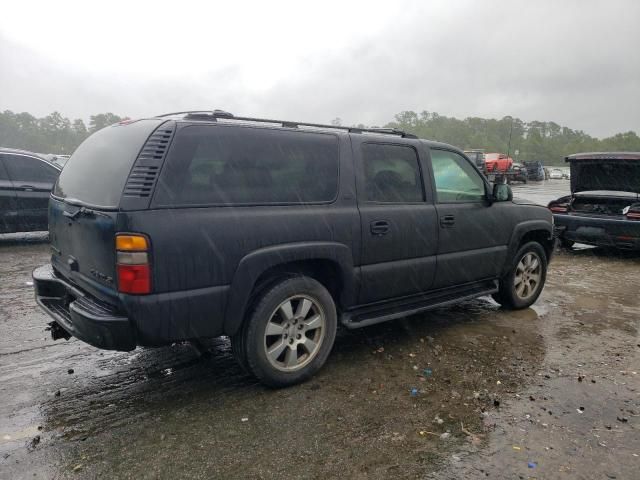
[341,280,498,329]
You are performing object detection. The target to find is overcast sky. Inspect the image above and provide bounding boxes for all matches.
[1,0,638,137]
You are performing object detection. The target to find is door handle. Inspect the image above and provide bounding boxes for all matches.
[440,215,455,227]
[18,185,35,192]
[370,220,390,236]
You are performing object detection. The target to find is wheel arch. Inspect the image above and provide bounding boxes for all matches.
[502,221,553,276]
[223,242,356,336]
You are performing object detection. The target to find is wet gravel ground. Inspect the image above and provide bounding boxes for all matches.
[1,180,638,479]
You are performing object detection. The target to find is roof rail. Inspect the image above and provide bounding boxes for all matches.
[155,110,418,139]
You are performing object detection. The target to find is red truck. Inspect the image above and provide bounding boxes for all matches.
[484,153,513,172]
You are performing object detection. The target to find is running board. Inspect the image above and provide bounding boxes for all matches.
[341,280,498,329]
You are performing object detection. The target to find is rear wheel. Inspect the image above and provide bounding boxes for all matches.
[492,242,547,310]
[231,276,337,387]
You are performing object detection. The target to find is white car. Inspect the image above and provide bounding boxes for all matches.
[549,168,564,179]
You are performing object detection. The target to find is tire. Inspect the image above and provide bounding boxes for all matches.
[232,276,337,387]
[492,241,548,310]
[559,237,574,249]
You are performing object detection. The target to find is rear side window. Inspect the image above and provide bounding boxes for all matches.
[54,119,164,208]
[4,155,59,183]
[361,143,423,203]
[153,125,339,206]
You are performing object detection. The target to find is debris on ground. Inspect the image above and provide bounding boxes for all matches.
[26,435,40,451]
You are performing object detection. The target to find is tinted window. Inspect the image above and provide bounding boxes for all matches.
[154,125,339,206]
[362,143,423,203]
[430,149,485,203]
[4,155,59,183]
[54,119,164,208]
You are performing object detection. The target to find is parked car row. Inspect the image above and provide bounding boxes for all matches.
[4,117,637,386]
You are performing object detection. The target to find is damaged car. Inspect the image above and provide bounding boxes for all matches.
[549,152,640,250]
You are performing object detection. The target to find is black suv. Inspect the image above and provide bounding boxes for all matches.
[33,111,553,387]
[1,148,62,233]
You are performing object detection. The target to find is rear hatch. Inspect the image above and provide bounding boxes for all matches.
[569,155,640,195]
[567,155,640,219]
[49,119,167,304]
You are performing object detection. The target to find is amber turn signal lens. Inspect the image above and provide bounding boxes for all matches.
[116,235,148,251]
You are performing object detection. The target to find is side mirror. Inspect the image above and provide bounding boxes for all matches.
[492,183,513,202]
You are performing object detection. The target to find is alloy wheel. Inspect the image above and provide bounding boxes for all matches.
[514,252,542,300]
[263,295,326,372]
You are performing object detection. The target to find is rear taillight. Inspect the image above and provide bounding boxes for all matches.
[549,205,568,213]
[626,211,640,220]
[116,234,151,294]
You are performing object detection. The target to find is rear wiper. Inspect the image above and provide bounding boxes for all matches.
[63,207,95,220]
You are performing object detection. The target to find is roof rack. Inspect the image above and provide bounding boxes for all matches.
[156,110,418,139]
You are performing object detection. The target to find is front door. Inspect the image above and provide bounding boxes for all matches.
[427,148,511,288]
[353,138,439,305]
[0,156,18,233]
[3,154,59,231]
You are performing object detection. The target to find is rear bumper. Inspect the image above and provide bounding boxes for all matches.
[553,214,640,250]
[33,264,136,351]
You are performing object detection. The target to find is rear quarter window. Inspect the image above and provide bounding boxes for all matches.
[153,125,340,206]
[54,119,164,208]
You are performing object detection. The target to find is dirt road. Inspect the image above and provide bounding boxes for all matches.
[1,181,638,479]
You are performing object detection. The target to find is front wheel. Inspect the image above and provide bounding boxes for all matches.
[232,276,337,387]
[492,242,547,309]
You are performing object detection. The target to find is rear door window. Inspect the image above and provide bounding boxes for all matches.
[153,125,339,206]
[361,143,423,203]
[4,154,59,183]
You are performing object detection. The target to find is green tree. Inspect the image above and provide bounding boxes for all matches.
[0,110,125,154]
[89,113,124,133]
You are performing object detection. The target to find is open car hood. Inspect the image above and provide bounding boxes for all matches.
[568,153,640,194]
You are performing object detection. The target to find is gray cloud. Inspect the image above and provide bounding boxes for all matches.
[1,0,638,137]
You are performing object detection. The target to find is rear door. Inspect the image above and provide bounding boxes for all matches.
[352,137,438,304]
[3,153,59,231]
[0,156,19,233]
[49,119,166,303]
[428,148,510,288]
